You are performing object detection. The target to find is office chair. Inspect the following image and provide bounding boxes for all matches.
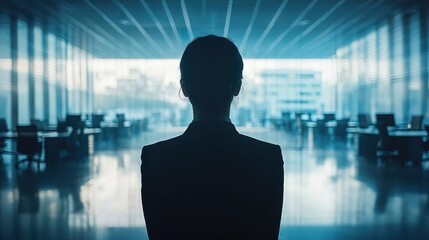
[376,113,396,127]
[409,115,424,130]
[335,118,349,139]
[91,114,104,128]
[15,125,43,168]
[323,113,336,122]
[424,125,429,158]
[316,119,328,135]
[358,114,371,128]
[57,121,68,133]
[0,118,8,151]
[59,121,84,161]
[0,118,7,132]
[0,118,16,157]
[30,119,45,131]
[376,123,397,161]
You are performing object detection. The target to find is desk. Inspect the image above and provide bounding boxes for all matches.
[0,129,101,139]
[306,121,357,138]
[306,121,337,135]
[0,129,101,162]
[100,121,131,138]
[44,129,101,162]
[347,128,427,162]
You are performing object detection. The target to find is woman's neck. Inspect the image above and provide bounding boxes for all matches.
[192,106,230,121]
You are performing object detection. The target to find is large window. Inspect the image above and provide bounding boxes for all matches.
[335,8,428,124]
[56,38,67,120]
[33,25,44,120]
[408,11,422,116]
[0,14,11,127]
[90,59,335,127]
[17,18,29,124]
[47,33,57,123]
[0,13,93,128]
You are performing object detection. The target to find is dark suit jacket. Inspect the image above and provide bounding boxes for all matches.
[141,121,284,239]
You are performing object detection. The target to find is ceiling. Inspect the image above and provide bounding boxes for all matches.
[3,0,425,59]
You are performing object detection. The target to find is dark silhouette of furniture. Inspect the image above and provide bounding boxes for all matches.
[116,113,130,137]
[424,125,429,157]
[0,118,16,157]
[66,114,82,128]
[91,114,104,128]
[358,113,372,128]
[30,119,45,131]
[376,113,396,127]
[409,115,424,130]
[281,111,293,131]
[323,113,336,122]
[116,114,125,125]
[349,127,426,163]
[0,118,7,133]
[335,118,350,139]
[57,121,68,133]
[315,119,328,135]
[15,125,43,167]
[61,122,84,160]
[376,124,397,160]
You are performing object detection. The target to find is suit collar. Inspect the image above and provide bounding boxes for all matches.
[192,117,231,123]
[183,121,238,137]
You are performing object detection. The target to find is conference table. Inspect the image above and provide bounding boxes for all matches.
[0,128,101,163]
[306,120,358,138]
[347,127,427,163]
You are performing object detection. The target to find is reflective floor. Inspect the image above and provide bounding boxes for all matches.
[1,127,429,240]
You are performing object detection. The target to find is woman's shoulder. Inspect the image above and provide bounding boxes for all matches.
[142,134,186,152]
[237,133,280,150]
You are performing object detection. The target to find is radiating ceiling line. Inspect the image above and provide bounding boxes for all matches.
[139,0,176,53]
[112,0,164,57]
[239,0,260,52]
[63,0,139,58]
[223,0,233,37]
[181,0,194,41]
[14,0,132,58]
[23,0,120,56]
[161,0,182,46]
[251,0,289,54]
[84,0,151,57]
[298,0,386,58]
[278,0,346,56]
[264,0,319,56]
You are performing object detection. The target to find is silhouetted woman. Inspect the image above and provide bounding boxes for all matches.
[141,35,284,240]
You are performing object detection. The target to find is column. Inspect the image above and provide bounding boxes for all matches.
[10,14,18,129]
[402,12,411,122]
[420,8,428,118]
[42,19,49,122]
[27,17,35,119]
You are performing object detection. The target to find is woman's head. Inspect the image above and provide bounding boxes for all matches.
[180,35,243,114]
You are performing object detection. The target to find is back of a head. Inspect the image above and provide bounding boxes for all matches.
[180,35,243,113]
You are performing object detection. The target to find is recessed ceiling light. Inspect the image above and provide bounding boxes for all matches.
[119,19,131,26]
[299,19,310,26]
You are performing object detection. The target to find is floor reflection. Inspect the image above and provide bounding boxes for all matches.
[0,127,428,239]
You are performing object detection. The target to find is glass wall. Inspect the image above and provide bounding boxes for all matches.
[33,25,44,121]
[47,33,57,123]
[17,18,30,125]
[335,7,429,125]
[0,13,12,129]
[90,59,336,127]
[0,11,93,129]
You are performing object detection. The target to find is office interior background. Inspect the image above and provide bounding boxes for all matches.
[1,0,429,239]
